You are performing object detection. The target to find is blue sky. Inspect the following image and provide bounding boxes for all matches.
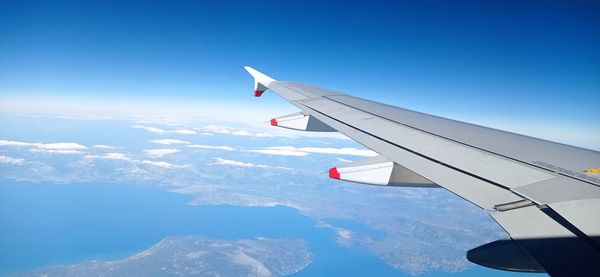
[1,0,599,148]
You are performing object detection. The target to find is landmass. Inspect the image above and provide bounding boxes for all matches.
[21,236,312,277]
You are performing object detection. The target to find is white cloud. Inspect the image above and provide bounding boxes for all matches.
[232,130,252,136]
[0,155,25,165]
[133,125,196,135]
[139,160,187,169]
[93,144,116,149]
[337,228,353,239]
[133,125,166,134]
[210,158,267,168]
[197,125,295,138]
[187,144,235,151]
[336,158,353,163]
[149,139,190,145]
[245,149,309,157]
[0,139,87,154]
[233,130,296,138]
[85,153,127,161]
[98,152,130,160]
[198,125,231,134]
[143,148,180,157]
[0,140,32,147]
[197,124,352,140]
[246,146,377,157]
[85,152,187,169]
[29,149,85,154]
[0,140,86,150]
[287,146,377,156]
[37,143,87,150]
[253,132,296,138]
[209,158,293,170]
[171,129,197,135]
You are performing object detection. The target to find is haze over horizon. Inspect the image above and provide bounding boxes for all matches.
[1,0,599,149]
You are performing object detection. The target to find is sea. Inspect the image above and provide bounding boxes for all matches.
[0,179,539,277]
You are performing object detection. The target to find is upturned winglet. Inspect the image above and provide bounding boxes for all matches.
[243,66,276,97]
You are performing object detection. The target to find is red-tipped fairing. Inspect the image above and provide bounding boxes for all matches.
[328,156,438,187]
[268,112,336,132]
[244,66,274,97]
[329,167,340,179]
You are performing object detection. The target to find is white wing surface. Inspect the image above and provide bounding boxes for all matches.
[244,66,600,276]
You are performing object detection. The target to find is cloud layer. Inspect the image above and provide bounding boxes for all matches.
[149,139,190,145]
[85,152,186,169]
[211,158,267,168]
[133,125,196,135]
[246,146,377,157]
[187,144,235,151]
[93,144,116,149]
[0,155,25,165]
[0,139,87,154]
[143,148,180,157]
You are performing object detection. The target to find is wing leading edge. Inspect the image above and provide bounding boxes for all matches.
[244,66,600,276]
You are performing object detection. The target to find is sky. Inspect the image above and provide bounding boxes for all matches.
[1,0,599,149]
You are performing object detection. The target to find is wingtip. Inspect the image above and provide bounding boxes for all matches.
[243,65,259,76]
[243,66,276,84]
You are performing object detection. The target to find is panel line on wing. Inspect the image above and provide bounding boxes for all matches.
[296,101,518,192]
[539,206,600,253]
[295,101,525,209]
[322,95,600,188]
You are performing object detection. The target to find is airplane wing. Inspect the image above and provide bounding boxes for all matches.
[244,66,600,276]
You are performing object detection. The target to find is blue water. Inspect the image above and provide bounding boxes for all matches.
[0,179,540,276]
